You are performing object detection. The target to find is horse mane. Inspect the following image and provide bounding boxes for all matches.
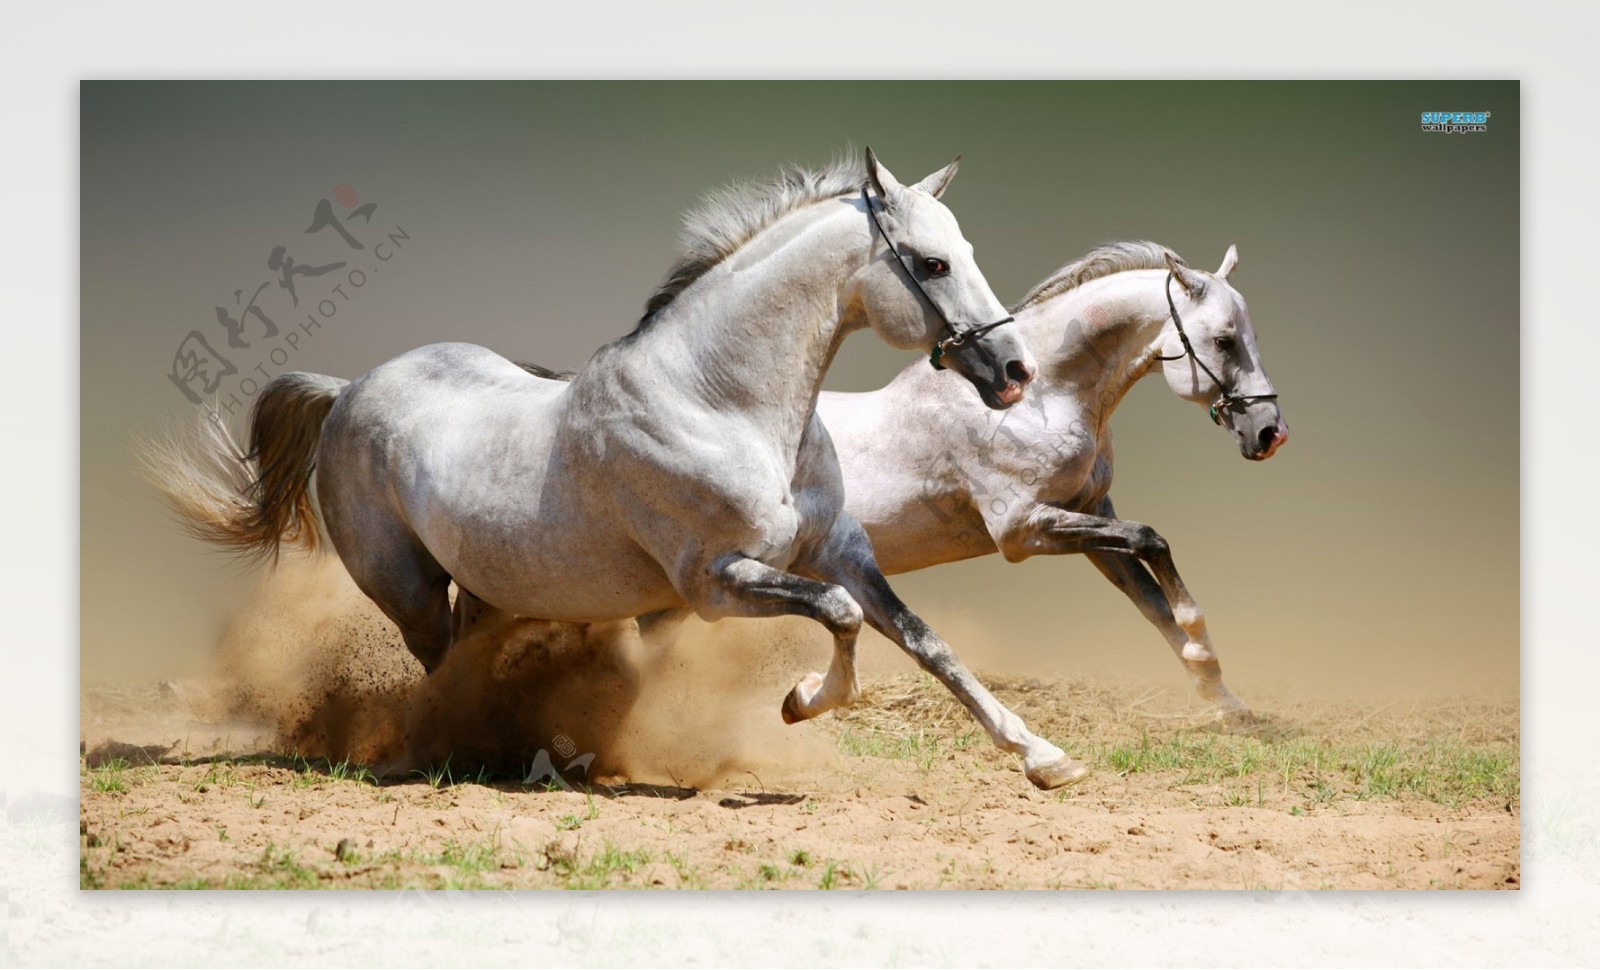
[635,153,867,329]
[514,361,576,381]
[1011,241,1186,312]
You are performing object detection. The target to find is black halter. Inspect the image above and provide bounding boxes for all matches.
[1154,272,1278,425]
[862,187,1014,370]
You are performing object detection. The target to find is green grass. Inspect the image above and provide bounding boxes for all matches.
[738,852,876,890]
[427,838,515,888]
[837,727,945,773]
[554,789,601,831]
[290,754,377,788]
[85,758,131,793]
[417,754,456,790]
[663,850,705,888]
[1353,742,1518,803]
[247,842,321,888]
[80,854,104,889]
[834,717,1517,810]
[818,860,841,889]
[82,756,167,794]
[100,836,527,890]
[115,842,325,890]
[547,842,653,890]
[1094,731,1517,808]
[435,839,500,872]
[819,860,870,890]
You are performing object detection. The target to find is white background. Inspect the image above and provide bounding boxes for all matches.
[3,1,1591,965]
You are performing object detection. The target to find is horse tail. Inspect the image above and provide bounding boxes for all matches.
[142,372,348,564]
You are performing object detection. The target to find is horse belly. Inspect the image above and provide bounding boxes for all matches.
[861,501,997,574]
[413,468,683,623]
[453,536,682,622]
[839,465,996,574]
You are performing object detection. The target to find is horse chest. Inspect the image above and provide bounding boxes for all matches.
[1075,453,1116,510]
[1033,435,1113,513]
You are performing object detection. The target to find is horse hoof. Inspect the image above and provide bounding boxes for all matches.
[780,672,826,725]
[780,687,805,725]
[1216,707,1258,732]
[1025,757,1090,791]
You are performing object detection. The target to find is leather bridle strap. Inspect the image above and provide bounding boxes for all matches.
[1154,271,1278,425]
[861,186,1014,370]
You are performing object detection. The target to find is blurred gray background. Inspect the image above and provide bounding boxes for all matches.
[81,81,1517,696]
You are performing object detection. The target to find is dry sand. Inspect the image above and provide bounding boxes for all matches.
[79,562,1518,890]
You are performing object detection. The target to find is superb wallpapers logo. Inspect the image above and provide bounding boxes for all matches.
[1421,110,1491,133]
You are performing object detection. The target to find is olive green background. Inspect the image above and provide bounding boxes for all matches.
[81,81,1518,696]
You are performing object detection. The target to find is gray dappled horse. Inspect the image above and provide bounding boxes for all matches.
[151,149,1101,790]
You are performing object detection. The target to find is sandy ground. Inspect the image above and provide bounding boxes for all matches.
[80,617,1519,890]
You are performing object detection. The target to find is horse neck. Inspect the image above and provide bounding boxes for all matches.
[1018,268,1173,433]
[636,199,867,452]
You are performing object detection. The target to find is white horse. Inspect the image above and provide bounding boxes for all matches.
[151,149,1097,790]
[635,242,1285,719]
[819,242,1286,718]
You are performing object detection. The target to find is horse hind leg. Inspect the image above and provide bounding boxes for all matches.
[1086,548,1247,719]
[337,528,454,674]
[1003,496,1248,721]
[452,585,514,641]
[380,570,452,674]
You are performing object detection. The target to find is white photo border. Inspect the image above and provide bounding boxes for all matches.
[10,0,1589,965]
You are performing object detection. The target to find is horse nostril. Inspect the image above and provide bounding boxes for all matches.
[1005,360,1034,386]
[1257,426,1277,450]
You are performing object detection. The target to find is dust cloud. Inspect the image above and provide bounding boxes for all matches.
[140,558,846,789]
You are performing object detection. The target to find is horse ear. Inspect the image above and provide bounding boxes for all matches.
[1164,251,1208,298]
[1217,244,1240,279]
[913,156,961,199]
[865,146,904,203]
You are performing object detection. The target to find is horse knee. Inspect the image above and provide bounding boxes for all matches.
[1131,525,1169,561]
[992,521,1039,563]
[817,587,863,636]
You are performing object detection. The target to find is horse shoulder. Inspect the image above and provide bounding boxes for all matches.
[566,369,810,563]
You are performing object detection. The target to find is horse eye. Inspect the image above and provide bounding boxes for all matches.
[923,257,950,278]
[1215,335,1237,353]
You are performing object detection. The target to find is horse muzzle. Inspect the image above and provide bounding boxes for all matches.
[941,332,1036,411]
[1241,419,1289,461]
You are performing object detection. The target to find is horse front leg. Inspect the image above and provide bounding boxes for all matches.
[803,515,1088,790]
[998,497,1246,718]
[696,556,865,723]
